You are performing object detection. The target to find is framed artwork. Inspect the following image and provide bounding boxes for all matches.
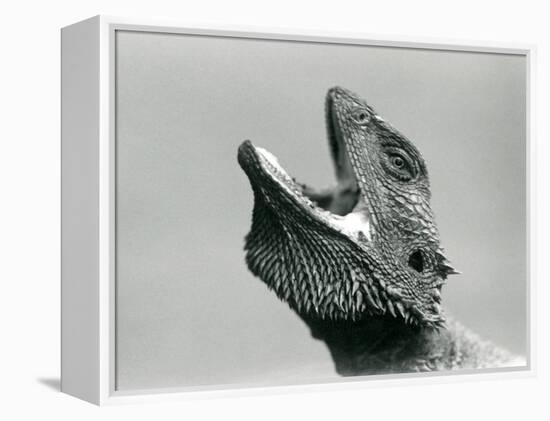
[61,16,533,405]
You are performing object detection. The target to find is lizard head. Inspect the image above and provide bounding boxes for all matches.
[237,86,458,329]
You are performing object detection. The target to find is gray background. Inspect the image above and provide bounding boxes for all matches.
[115,31,527,391]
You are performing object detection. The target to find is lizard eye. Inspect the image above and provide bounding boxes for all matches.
[352,109,370,125]
[381,148,417,182]
[391,156,405,168]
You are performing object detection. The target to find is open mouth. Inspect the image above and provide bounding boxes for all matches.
[238,96,372,244]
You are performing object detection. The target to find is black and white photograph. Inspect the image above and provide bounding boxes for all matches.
[112,29,527,391]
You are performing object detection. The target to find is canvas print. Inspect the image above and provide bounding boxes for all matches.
[114,30,527,391]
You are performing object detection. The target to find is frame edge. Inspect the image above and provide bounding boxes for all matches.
[69,14,536,405]
[61,15,101,405]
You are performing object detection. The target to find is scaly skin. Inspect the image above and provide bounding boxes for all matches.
[237,87,523,375]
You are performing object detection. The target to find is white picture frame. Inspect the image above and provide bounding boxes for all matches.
[61,15,535,405]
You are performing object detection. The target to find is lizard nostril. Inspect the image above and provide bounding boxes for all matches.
[408,250,424,272]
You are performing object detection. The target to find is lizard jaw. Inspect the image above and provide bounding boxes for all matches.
[238,140,445,328]
[239,140,372,244]
[237,86,376,245]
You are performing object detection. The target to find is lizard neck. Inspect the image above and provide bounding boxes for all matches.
[302,316,444,375]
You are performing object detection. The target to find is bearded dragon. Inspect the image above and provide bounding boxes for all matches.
[237,87,523,375]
